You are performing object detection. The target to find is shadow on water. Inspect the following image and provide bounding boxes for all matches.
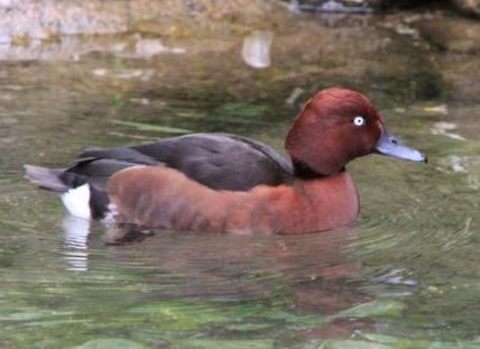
[1,6,480,349]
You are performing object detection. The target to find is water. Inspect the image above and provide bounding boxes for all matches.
[1,12,480,349]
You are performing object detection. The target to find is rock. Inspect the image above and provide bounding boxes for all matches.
[130,0,288,36]
[0,0,128,39]
[0,0,287,40]
[0,2,449,105]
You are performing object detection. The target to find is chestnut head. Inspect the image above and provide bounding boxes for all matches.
[285,88,426,177]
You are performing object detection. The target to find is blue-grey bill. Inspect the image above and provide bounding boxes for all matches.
[374,127,427,163]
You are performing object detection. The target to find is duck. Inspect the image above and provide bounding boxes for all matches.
[25,88,426,234]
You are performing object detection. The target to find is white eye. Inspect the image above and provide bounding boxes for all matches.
[353,116,366,126]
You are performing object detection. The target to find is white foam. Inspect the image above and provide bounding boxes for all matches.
[61,184,91,220]
[102,202,119,223]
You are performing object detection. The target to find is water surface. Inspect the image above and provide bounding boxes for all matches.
[1,14,480,349]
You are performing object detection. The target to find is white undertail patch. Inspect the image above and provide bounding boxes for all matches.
[61,184,91,220]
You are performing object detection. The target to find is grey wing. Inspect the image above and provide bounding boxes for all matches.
[44,133,293,192]
[132,133,293,190]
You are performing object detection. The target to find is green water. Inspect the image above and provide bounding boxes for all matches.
[1,14,480,349]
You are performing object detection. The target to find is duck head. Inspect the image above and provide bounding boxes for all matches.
[285,88,426,177]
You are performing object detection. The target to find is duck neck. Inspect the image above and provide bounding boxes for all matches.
[292,158,343,179]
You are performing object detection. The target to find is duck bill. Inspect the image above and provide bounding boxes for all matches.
[374,127,427,163]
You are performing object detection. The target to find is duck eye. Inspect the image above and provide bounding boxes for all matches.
[353,116,366,126]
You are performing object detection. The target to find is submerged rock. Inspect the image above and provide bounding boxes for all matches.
[452,0,480,17]
[414,17,480,54]
[411,15,480,102]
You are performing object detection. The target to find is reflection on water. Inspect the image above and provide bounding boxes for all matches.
[1,10,480,349]
[62,216,89,272]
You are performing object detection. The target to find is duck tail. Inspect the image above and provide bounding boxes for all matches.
[24,164,110,220]
[24,164,70,193]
